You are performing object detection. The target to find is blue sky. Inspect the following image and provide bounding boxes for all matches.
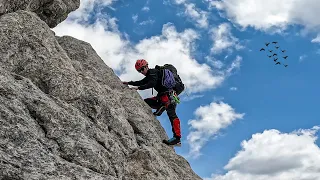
[53,0,320,179]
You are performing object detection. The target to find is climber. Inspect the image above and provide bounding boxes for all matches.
[122,59,182,146]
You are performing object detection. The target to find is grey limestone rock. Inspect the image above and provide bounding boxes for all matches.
[0,0,80,28]
[0,9,202,180]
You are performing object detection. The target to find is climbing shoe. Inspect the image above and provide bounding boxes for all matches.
[162,137,181,147]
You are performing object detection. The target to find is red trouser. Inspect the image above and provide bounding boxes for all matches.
[144,94,181,138]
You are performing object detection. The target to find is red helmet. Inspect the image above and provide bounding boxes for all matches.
[135,59,148,71]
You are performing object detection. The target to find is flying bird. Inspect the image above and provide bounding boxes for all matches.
[260,48,265,51]
[273,53,277,56]
[275,62,281,65]
[274,58,278,62]
[275,46,280,49]
[265,42,270,46]
[284,64,288,67]
[269,50,273,52]
[283,56,288,59]
[272,41,278,44]
[268,55,272,58]
[281,50,286,53]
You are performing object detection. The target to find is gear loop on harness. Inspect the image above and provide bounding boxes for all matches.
[157,89,180,106]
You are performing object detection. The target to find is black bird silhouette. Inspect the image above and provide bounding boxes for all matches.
[283,56,288,59]
[273,53,277,56]
[284,64,288,67]
[268,55,272,58]
[275,46,279,49]
[274,58,278,62]
[260,48,265,51]
[275,62,281,65]
[281,50,286,53]
[265,42,270,46]
[272,41,278,44]
[269,50,273,52]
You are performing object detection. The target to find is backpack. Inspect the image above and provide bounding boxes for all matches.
[162,68,176,90]
[155,64,185,95]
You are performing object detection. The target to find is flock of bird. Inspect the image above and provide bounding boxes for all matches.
[260,41,288,67]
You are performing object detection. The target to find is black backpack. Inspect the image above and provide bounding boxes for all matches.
[155,64,185,95]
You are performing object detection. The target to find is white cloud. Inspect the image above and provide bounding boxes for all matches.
[107,17,119,31]
[53,19,129,71]
[142,0,150,12]
[142,6,150,12]
[52,20,121,69]
[68,0,117,21]
[184,3,209,28]
[174,0,186,5]
[212,61,224,69]
[181,94,204,101]
[53,0,243,100]
[210,23,243,54]
[312,35,320,43]
[53,19,235,97]
[206,0,224,10]
[208,0,320,37]
[213,96,224,102]
[187,101,245,158]
[299,55,307,62]
[139,19,155,25]
[125,23,228,95]
[206,56,224,69]
[173,0,209,28]
[205,126,320,180]
[226,56,242,75]
[132,14,138,23]
[229,87,237,91]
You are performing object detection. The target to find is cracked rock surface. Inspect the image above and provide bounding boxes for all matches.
[0,0,79,28]
[0,10,202,180]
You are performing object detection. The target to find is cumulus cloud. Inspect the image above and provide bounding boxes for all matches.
[53,0,243,99]
[187,101,245,158]
[206,56,224,69]
[173,0,209,28]
[125,23,229,94]
[142,6,150,12]
[210,23,243,54]
[207,0,320,39]
[184,3,209,28]
[174,0,186,5]
[312,35,320,43]
[68,0,117,21]
[205,126,320,180]
[142,0,150,12]
[53,19,130,71]
[53,20,234,98]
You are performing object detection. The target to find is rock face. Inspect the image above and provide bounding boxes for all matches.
[0,5,202,180]
[0,0,80,28]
